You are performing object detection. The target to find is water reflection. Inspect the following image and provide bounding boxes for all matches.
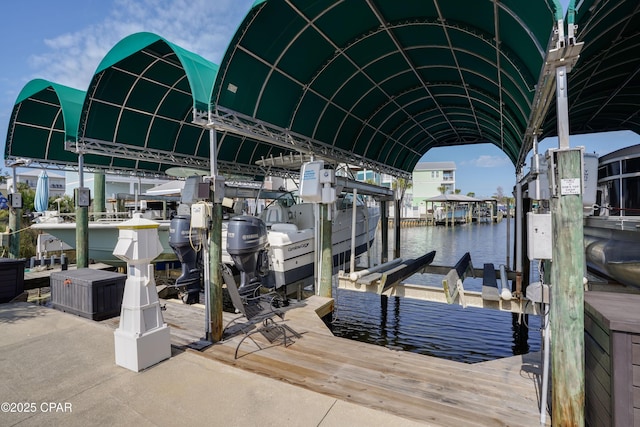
[331,221,541,363]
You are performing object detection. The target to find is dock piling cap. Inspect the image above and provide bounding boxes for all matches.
[116,212,160,230]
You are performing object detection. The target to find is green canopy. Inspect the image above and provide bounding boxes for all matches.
[213,0,561,171]
[5,79,84,167]
[5,1,640,178]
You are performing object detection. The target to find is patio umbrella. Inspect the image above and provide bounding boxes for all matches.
[34,170,49,212]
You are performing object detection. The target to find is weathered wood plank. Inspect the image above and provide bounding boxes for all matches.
[585,370,611,427]
[634,341,640,366]
[586,311,611,356]
[105,294,547,426]
[612,332,634,426]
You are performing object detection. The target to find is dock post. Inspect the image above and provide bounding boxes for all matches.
[208,200,223,341]
[549,63,585,424]
[394,199,401,259]
[75,152,89,268]
[318,203,333,298]
[381,200,389,263]
[8,162,22,258]
[76,205,89,268]
[94,172,106,216]
[207,125,223,342]
[8,206,20,258]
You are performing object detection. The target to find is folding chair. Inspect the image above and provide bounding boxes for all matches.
[221,264,301,358]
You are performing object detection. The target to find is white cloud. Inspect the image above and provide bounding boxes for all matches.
[27,0,252,90]
[461,155,511,168]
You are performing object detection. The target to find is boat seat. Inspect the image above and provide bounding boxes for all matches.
[261,204,288,226]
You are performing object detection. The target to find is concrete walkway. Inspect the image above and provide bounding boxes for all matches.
[0,302,423,427]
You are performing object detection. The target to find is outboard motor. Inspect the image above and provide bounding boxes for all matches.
[168,215,201,304]
[226,215,270,296]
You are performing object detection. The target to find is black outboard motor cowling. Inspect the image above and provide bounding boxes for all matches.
[168,215,202,304]
[227,216,269,295]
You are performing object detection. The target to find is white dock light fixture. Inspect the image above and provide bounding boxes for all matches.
[113,213,171,372]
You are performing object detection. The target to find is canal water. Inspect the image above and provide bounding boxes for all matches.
[330,220,542,363]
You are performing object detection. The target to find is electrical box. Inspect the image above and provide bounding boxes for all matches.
[8,192,22,209]
[211,175,225,203]
[529,154,550,200]
[322,186,336,204]
[190,202,211,228]
[76,187,91,207]
[299,161,323,202]
[319,168,335,184]
[527,212,552,260]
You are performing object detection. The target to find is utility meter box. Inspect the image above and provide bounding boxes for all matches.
[299,161,323,202]
[8,193,22,209]
[190,202,211,228]
[527,212,552,260]
[529,154,550,200]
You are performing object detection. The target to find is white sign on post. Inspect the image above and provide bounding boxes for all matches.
[560,178,581,195]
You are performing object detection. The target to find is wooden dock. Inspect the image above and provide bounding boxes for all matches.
[99,295,549,426]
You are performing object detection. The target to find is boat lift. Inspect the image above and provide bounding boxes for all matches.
[338,252,543,316]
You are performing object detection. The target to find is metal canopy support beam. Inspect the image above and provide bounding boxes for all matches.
[518,19,583,168]
[65,139,275,179]
[67,138,210,169]
[202,106,412,180]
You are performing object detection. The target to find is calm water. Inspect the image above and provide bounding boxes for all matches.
[330,220,542,363]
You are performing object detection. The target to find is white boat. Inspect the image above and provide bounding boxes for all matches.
[31,190,380,290]
[584,144,640,288]
[258,192,379,288]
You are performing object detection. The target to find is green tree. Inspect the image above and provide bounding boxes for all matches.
[454,188,461,195]
[437,185,446,194]
[467,192,475,197]
[392,177,412,200]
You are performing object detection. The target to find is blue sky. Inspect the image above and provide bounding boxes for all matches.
[2,0,638,198]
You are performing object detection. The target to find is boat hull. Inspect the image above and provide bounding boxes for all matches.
[584,216,640,288]
[267,206,380,288]
[31,221,176,266]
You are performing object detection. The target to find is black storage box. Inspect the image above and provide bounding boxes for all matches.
[51,269,126,320]
[0,258,26,303]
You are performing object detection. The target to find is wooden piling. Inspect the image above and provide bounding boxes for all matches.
[94,172,106,215]
[75,205,89,268]
[381,201,389,263]
[550,148,585,425]
[8,207,20,258]
[208,201,223,342]
[394,200,401,259]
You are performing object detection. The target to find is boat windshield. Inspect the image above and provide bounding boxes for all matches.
[261,191,297,209]
[337,193,365,210]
